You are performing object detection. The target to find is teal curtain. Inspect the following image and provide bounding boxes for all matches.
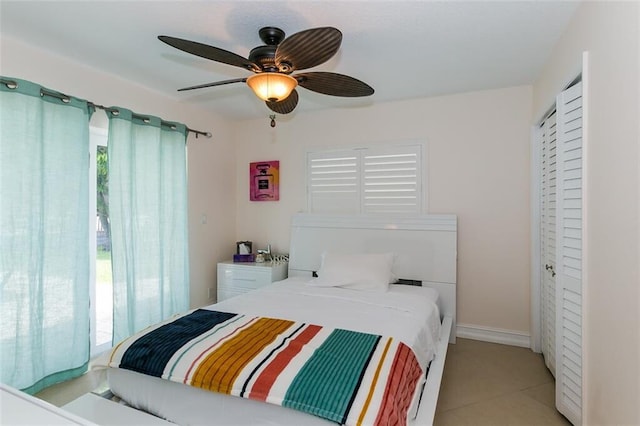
[107,108,189,343]
[0,78,92,394]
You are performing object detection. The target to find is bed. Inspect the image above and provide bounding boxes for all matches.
[98,213,457,425]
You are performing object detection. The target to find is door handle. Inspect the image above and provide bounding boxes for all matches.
[545,264,556,277]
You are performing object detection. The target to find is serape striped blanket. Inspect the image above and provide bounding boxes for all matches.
[108,309,423,426]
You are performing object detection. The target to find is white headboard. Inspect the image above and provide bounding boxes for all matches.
[288,213,457,343]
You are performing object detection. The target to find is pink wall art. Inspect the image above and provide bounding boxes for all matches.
[250,161,279,201]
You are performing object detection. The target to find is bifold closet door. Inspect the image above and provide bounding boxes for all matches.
[540,111,557,377]
[554,81,583,426]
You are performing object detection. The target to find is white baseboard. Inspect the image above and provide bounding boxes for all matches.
[456,323,531,348]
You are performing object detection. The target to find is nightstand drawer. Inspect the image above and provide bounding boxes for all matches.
[222,269,271,289]
[217,288,246,302]
[217,261,288,302]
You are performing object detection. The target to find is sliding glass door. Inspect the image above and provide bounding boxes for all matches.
[90,127,113,355]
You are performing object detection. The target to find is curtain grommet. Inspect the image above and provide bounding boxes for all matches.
[1,79,18,89]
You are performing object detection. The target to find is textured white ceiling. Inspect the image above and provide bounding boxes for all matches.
[0,1,580,120]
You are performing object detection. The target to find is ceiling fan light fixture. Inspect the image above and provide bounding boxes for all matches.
[247,73,297,102]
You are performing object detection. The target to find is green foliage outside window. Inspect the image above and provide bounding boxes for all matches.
[97,146,110,250]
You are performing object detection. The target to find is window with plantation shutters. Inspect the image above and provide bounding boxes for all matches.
[307,143,424,214]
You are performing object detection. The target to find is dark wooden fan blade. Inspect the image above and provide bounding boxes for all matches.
[275,27,342,72]
[266,90,299,114]
[159,36,259,72]
[177,78,247,92]
[296,72,374,97]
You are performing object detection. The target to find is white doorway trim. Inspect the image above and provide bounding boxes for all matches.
[530,124,543,353]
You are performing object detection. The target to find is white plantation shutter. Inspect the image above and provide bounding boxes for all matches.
[363,145,421,214]
[555,80,583,426]
[307,150,360,213]
[307,143,424,214]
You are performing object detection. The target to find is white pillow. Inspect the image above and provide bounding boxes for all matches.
[310,252,395,292]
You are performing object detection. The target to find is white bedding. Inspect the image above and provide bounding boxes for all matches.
[101,277,442,425]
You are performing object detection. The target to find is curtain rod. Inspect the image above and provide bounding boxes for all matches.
[88,101,212,139]
[1,78,212,139]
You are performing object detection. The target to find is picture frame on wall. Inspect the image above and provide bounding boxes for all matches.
[250,160,279,201]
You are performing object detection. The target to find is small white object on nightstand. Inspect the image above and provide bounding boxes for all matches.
[217,261,288,302]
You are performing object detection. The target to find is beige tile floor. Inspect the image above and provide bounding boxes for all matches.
[433,338,571,425]
[35,367,107,408]
[36,338,571,425]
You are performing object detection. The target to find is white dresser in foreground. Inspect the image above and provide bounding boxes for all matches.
[217,261,288,302]
[1,384,96,425]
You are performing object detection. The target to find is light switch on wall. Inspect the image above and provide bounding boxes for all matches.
[201,214,207,224]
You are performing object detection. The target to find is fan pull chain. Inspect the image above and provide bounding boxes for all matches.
[270,114,276,128]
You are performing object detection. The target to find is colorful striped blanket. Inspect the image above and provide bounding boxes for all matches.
[108,309,423,426]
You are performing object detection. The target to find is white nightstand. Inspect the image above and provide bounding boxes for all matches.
[217,261,288,302]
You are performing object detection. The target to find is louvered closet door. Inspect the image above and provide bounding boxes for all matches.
[540,111,557,377]
[555,81,583,426]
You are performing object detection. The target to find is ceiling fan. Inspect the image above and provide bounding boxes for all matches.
[158,26,374,114]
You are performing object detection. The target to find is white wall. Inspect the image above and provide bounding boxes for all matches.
[533,2,640,424]
[233,86,533,335]
[1,35,237,309]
